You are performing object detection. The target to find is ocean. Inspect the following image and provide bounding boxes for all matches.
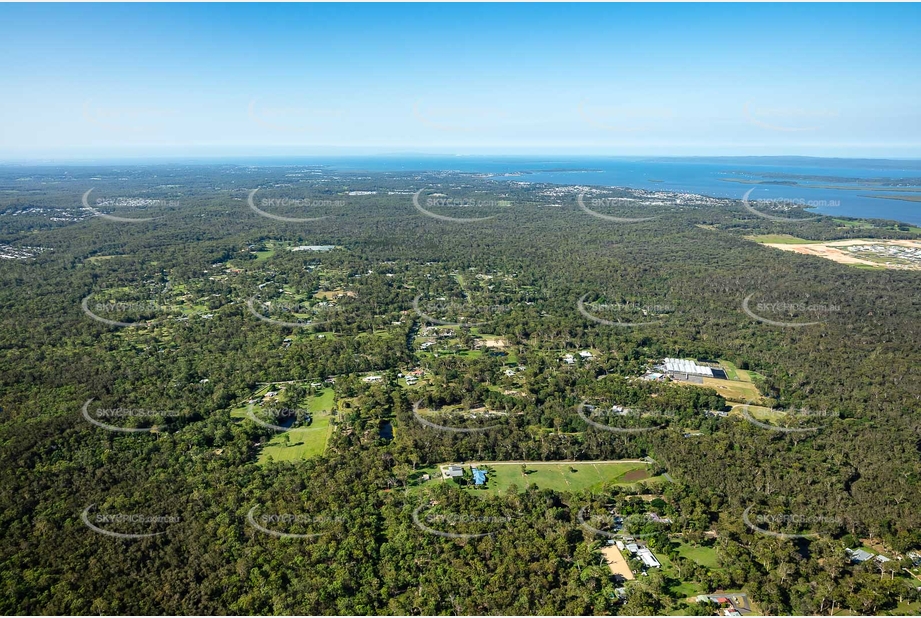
[309,155,921,226]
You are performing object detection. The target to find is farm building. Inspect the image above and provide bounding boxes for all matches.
[636,548,661,568]
[443,465,464,479]
[662,358,713,377]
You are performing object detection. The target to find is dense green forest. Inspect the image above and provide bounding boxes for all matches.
[1,165,920,615]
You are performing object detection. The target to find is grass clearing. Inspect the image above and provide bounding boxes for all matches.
[413,461,656,495]
[676,542,720,569]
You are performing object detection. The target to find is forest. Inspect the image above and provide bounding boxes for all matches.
[0,164,920,615]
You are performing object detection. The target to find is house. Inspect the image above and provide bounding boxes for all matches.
[847,548,875,563]
[472,468,487,486]
[362,375,383,383]
[504,369,516,377]
[636,548,661,568]
[563,354,575,364]
[579,350,593,359]
[724,610,741,617]
[443,465,464,479]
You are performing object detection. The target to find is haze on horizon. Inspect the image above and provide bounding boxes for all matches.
[1,3,920,161]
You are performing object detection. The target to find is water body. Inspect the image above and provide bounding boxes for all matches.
[307,156,921,226]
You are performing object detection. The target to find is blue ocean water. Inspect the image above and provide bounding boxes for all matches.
[309,156,921,226]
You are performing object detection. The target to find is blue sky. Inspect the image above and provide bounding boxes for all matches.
[1,3,919,159]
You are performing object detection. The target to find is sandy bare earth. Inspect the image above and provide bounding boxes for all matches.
[601,546,635,580]
[763,239,921,270]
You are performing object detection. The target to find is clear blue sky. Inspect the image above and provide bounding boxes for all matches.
[1,3,919,159]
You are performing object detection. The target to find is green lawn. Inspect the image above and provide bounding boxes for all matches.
[719,359,740,381]
[231,387,337,464]
[414,461,656,496]
[676,542,720,569]
[257,410,333,462]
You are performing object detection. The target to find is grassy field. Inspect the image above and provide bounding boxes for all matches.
[699,377,762,403]
[257,410,334,462]
[230,387,337,463]
[745,234,816,244]
[731,404,778,420]
[414,461,657,495]
[675,542,720,568]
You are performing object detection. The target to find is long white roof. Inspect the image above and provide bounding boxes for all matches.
[663,357,713,377]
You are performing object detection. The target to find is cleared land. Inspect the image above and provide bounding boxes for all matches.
[416,460,657,495]
[670,360,764,404]
[231,387,336,463]
[601,545,635,580]
[750,237,921,270]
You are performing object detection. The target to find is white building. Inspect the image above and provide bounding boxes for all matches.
[662,358,713,377]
